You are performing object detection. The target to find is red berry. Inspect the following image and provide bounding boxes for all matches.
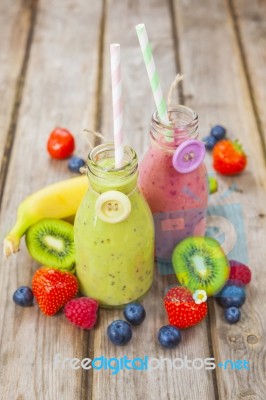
[32,267,78,316]
[229,260,252,286]
[213,139,247,175]
[64,297,98,329]
[47,127,75,159]
[164,286,207,329]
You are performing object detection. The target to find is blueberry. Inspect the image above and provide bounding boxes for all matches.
[107,320,132,346]
[68,156,86,173]
[216,285,246,308]
[224,307,241,324]
[13,286,34,307]
[123,302,146,325]
[158,325,182,349]
[210,125,226,141]
[203,136,217,150]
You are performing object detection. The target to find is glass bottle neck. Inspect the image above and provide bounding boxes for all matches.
[150,105,199,153]
[87,143,138,194]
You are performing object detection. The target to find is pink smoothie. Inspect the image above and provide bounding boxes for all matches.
[139,144,208,264]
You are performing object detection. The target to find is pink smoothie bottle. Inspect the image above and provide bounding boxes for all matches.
[139,105,208,270]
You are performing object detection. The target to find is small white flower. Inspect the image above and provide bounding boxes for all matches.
[193,290,207,304]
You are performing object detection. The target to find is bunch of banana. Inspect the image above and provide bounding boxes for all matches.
[3,175,88,257]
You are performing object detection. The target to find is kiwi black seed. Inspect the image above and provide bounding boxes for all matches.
[172,236,230,296]
[25,218,75,272]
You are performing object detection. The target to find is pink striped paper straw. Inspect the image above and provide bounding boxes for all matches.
[110,44,124,168]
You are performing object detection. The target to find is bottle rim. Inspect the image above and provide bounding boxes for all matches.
[151,105,199,140]
[153,105,198,128]
[87,143,138,178]
[150,106,199,152]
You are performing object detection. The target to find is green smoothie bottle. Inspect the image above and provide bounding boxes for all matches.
[74,143,154,308]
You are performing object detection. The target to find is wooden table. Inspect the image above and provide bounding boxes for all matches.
[0,0,266,399]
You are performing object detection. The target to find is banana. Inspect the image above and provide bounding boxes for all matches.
[3,175,88,257]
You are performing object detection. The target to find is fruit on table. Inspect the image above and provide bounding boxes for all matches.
[3,175,88,257]
[32,267,78,316]
[216,284,246,308]
[224,306,241,324]
[228,260,251,286]
[158,325,182,349]
[172,237,230,296]
[203,136,217,151]
[203,125,227,151]
[123,302,146,326]
[68,156,86,173]
[13,286,34,307]
[64,297,98,329]
[47,127,75,159]
[164,286,208,329]
[26,218,75,273]
[208,176,218,194]
[107,320,132,346]
[210,125,226,141]
[213,139,247,175]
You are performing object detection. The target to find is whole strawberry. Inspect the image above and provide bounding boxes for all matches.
[32,267,78,316]
[164,286,207,329]
[228,260,252,286]
[213,139,247,175]
[64,297,98,329]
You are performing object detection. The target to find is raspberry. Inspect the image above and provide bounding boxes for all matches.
[229,260,252,286]
[64,297,98,329]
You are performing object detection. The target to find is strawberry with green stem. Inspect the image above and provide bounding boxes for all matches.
[32,267,79,316]
[213,139,247,175]
[164,286,208,329]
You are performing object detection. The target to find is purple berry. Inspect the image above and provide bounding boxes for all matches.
[13,286,34,307]
[203,136,217,150]
[123,302,146,325]
[224,307,241,324]
[210,125,226,140]
[68,156,85,173]
[107,320,132,346]
[158,325,182,349]
[216,285,246,308]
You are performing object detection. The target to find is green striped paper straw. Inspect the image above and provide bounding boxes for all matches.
[136,23,170,129]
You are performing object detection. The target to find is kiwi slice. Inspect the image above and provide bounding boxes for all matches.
[26,219,75,272]
[172,236,229,296]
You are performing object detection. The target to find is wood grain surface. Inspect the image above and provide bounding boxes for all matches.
[172,0,266,398]
[0,0,35,202]
[0,1,102,399]
[231,0,266,152]
[0,0,265,399]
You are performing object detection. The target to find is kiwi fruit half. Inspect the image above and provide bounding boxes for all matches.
[26,219,75,272]
[172,236,230,296]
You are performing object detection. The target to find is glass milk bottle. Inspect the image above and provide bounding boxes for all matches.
[139,106,208,270]
[74,143,154,308]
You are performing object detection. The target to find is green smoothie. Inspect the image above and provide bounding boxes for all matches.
[74,144,154,307]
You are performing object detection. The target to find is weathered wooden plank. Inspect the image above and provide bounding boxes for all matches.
[231,0,266,154]
[0,0,34,198]
[0,1,103,399]
[93,1,216,399]
[172,0,266,398]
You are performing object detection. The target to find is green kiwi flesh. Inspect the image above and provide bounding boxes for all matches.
[172,236,230,296]
[26,218,75,272]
